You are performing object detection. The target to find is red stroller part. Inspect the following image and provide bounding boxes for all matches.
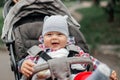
[74,72,92,80]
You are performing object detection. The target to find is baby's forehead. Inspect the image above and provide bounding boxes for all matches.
[46,31,64,34]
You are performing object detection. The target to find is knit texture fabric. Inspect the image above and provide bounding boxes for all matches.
[42,15,69,37]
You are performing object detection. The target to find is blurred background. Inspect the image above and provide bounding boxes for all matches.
[0,0,120,80]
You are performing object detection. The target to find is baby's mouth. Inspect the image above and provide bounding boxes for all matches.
[51,42,59,45]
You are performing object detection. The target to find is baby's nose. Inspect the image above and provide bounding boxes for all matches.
[52,34,58,38]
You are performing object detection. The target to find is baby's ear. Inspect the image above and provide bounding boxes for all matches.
[44,16,49,22]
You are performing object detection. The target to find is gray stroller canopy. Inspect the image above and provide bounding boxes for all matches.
[1,0,80,42]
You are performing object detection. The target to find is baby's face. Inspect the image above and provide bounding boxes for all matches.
[43,31,67,50]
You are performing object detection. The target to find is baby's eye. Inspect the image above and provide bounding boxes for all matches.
[58,33,64,36]
[46,33,52,36]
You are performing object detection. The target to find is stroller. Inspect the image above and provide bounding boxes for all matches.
[1,0,92,80]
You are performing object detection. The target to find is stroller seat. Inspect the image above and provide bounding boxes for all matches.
[14,15,44,61]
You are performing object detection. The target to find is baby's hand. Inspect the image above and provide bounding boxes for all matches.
[37,69,51,79]
[21,60,36,77]
[13,0,19,3]
[110,70,118,80]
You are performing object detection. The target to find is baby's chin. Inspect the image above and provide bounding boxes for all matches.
[51,48,60,51]
[51,47,64,51]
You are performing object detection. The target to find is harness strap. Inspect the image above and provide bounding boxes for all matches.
[27,44,79,61]
[27,45,86,78]
[66,44,88,74]
[38,51,52,61]
[27,45,52,61]
[66,44,79,57]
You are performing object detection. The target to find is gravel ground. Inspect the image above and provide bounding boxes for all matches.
[0,50,14,80]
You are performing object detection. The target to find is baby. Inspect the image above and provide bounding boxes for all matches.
[19,15,117,80]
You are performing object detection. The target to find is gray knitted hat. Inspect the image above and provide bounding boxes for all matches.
[42,15,69,37]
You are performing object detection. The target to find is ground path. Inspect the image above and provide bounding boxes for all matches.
[0,50,14,80]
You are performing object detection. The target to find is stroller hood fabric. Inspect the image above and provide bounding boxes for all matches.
[1,0,80,42]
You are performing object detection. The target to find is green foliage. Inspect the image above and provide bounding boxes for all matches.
[63,0,77,7]
[77,6,120,45]
[0,0,5,7]
[0,8,4,44]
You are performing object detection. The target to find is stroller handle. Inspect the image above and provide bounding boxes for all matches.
[33,57,93,74]
[33,63,49,74]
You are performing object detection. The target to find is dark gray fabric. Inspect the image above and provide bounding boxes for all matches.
[14,21,42,61]
[31,57,93,80]
[48,57,71,80]
[69,25,89,53]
